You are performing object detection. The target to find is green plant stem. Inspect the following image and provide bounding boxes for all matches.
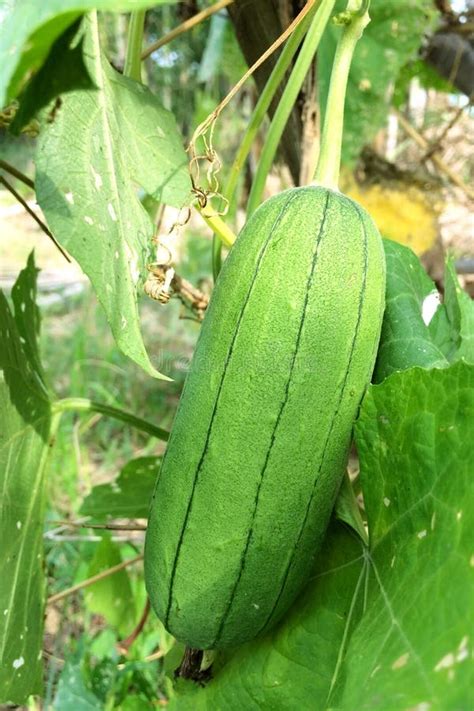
[246,0,336,217]
[212,2,318,279]
[212,232,223,282]
[52,398,169,442]
[198,204,236,248]
[124,10,146,81]
[314,2,370,189]
[225,6,316,209]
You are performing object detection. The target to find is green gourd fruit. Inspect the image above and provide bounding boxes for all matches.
[145,185,385,650]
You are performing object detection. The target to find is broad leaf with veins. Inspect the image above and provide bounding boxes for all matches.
[35,14,191,378]
[0,254,55,704]
[374,239,448,383]
[173,363,473,710]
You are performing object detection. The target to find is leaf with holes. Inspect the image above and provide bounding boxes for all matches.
[374,239,448,383]
[35,14,191,379]
[172,362,473,710]
[80,456,160,519]
[0,253,57,704]
[0,0,178,107]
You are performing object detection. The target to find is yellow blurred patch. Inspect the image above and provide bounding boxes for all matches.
[342,175,440,255]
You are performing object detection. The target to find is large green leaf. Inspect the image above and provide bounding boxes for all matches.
[374,239,448,383]
[318,0,438,164]
[0,0,177,107]
[335,362,473,710]
[0,254,55,704]
[172,362,473,710]
[35,14,191,379]
[80,456,160,519]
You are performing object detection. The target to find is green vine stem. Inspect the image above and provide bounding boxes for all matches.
[246,0,336,217]
[314,1,370,189]
[211,3,317,279]
[199,204,236,248]
[225,6,316,209]
[212,229,223,282]
[124,10,147,81]
[52,398,169,442]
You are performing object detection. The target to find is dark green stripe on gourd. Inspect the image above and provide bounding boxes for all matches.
[145,186,385,650]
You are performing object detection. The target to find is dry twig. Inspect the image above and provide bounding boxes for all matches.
[395,108,474,200]
[0,174,71,261]
[50,520,147,531]
[141,0,234,60]
[47,555,143,605]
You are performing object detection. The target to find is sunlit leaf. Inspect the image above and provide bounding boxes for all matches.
[83,535,136,636]
[35,14,191,378]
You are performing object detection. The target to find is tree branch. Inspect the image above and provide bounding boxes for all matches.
[395,108,474,200]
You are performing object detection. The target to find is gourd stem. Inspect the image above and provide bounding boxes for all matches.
[246,0,336,217]
[198,205,236,248]
[124,10,146,81]
[314,2,370,189]
[52,397,169,442]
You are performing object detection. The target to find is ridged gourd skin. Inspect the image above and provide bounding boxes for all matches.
[145,186,385,650]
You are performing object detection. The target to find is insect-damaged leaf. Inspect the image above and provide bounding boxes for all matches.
[0,254,55,704]
[35,14,191,379]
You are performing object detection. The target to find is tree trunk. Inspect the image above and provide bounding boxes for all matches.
[227,0,304,184]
